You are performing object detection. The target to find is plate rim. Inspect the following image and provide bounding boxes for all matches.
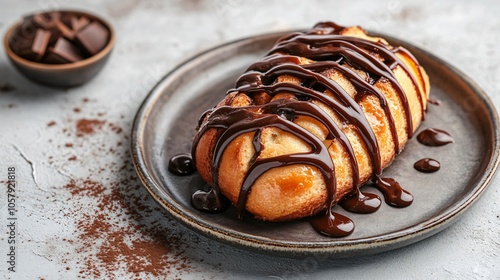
[130,30,500,257]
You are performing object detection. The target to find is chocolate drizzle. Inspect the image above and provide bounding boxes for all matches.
[189,22,427,237]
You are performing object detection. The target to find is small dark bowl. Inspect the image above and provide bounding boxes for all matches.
[3,10,115,87]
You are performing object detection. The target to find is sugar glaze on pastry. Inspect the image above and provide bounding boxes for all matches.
[187,22,430,237]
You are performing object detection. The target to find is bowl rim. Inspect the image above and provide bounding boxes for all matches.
[3,9,115,70]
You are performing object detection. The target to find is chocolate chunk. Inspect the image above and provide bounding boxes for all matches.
[75,21,109,55]
[71,16,90,32]
[43,37,83,64]
[32,13,53,28]
[32,29,51,61]
[36,13,63,44]
[32,12,61,28]
[17,29,51,61]
[47,27,62,45]
[55,20,75,40]
[43,52,71,64]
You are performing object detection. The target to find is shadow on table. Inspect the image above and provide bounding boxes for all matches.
[0,62,76,98]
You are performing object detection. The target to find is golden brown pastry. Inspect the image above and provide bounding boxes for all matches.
[191,22,429,235]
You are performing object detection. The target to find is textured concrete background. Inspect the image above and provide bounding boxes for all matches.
[0,0,499,279]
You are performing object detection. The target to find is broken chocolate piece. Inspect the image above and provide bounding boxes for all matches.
[54,20,75,40]
[17,29,51,61]
[32,13,53,28]
[32,29,51,61]
[75,21,109,55]
[43,37,83,64]
[71,16,90,32]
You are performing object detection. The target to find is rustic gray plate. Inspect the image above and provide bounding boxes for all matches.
[131,31,499,258]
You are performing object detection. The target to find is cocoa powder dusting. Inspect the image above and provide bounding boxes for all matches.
[109,122,123,134]
[53,99,196,278]
[63,178,194,278]
[76,119,105,136]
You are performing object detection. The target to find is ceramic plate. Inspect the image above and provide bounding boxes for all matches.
[131,31,500,258]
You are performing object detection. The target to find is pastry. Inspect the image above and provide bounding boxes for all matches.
[190,22,430,236]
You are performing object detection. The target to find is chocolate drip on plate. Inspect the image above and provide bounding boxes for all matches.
[414,158,440,173]
[417,128,454,146]
[339,190,381,213]
[309,211,354,238]
[374,177,413,207]
[192,188,229,213]
[168,153,195,176]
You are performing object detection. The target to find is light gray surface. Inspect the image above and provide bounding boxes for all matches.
[0,0,499,279]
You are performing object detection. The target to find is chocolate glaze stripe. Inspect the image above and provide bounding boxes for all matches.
[200,107,354,236]
[302,60,400,153]
[269,33,415,139]
[249,128,263,166]
[313,37,427,118]
[330,39,426,120]
[235,116,335,219]
[295,21,426,115]
[261,99,359,186]
[192,105,338,218]
[393,46,428,106]
[243,53,302,74]
[191,107,256,210]
[240,54,399,157]
[307,22,426,118]
[237,64,382,177]
[338,39,425,119]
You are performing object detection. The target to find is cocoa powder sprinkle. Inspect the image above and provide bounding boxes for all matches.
[76,119,105,136]
[53,111,196,278]
[62,176,193,278]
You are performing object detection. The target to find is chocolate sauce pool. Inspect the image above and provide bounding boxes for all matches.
[417,128,454,146]
[168,22,445,238]
[168,153,195,175]
[414,158,440,173]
